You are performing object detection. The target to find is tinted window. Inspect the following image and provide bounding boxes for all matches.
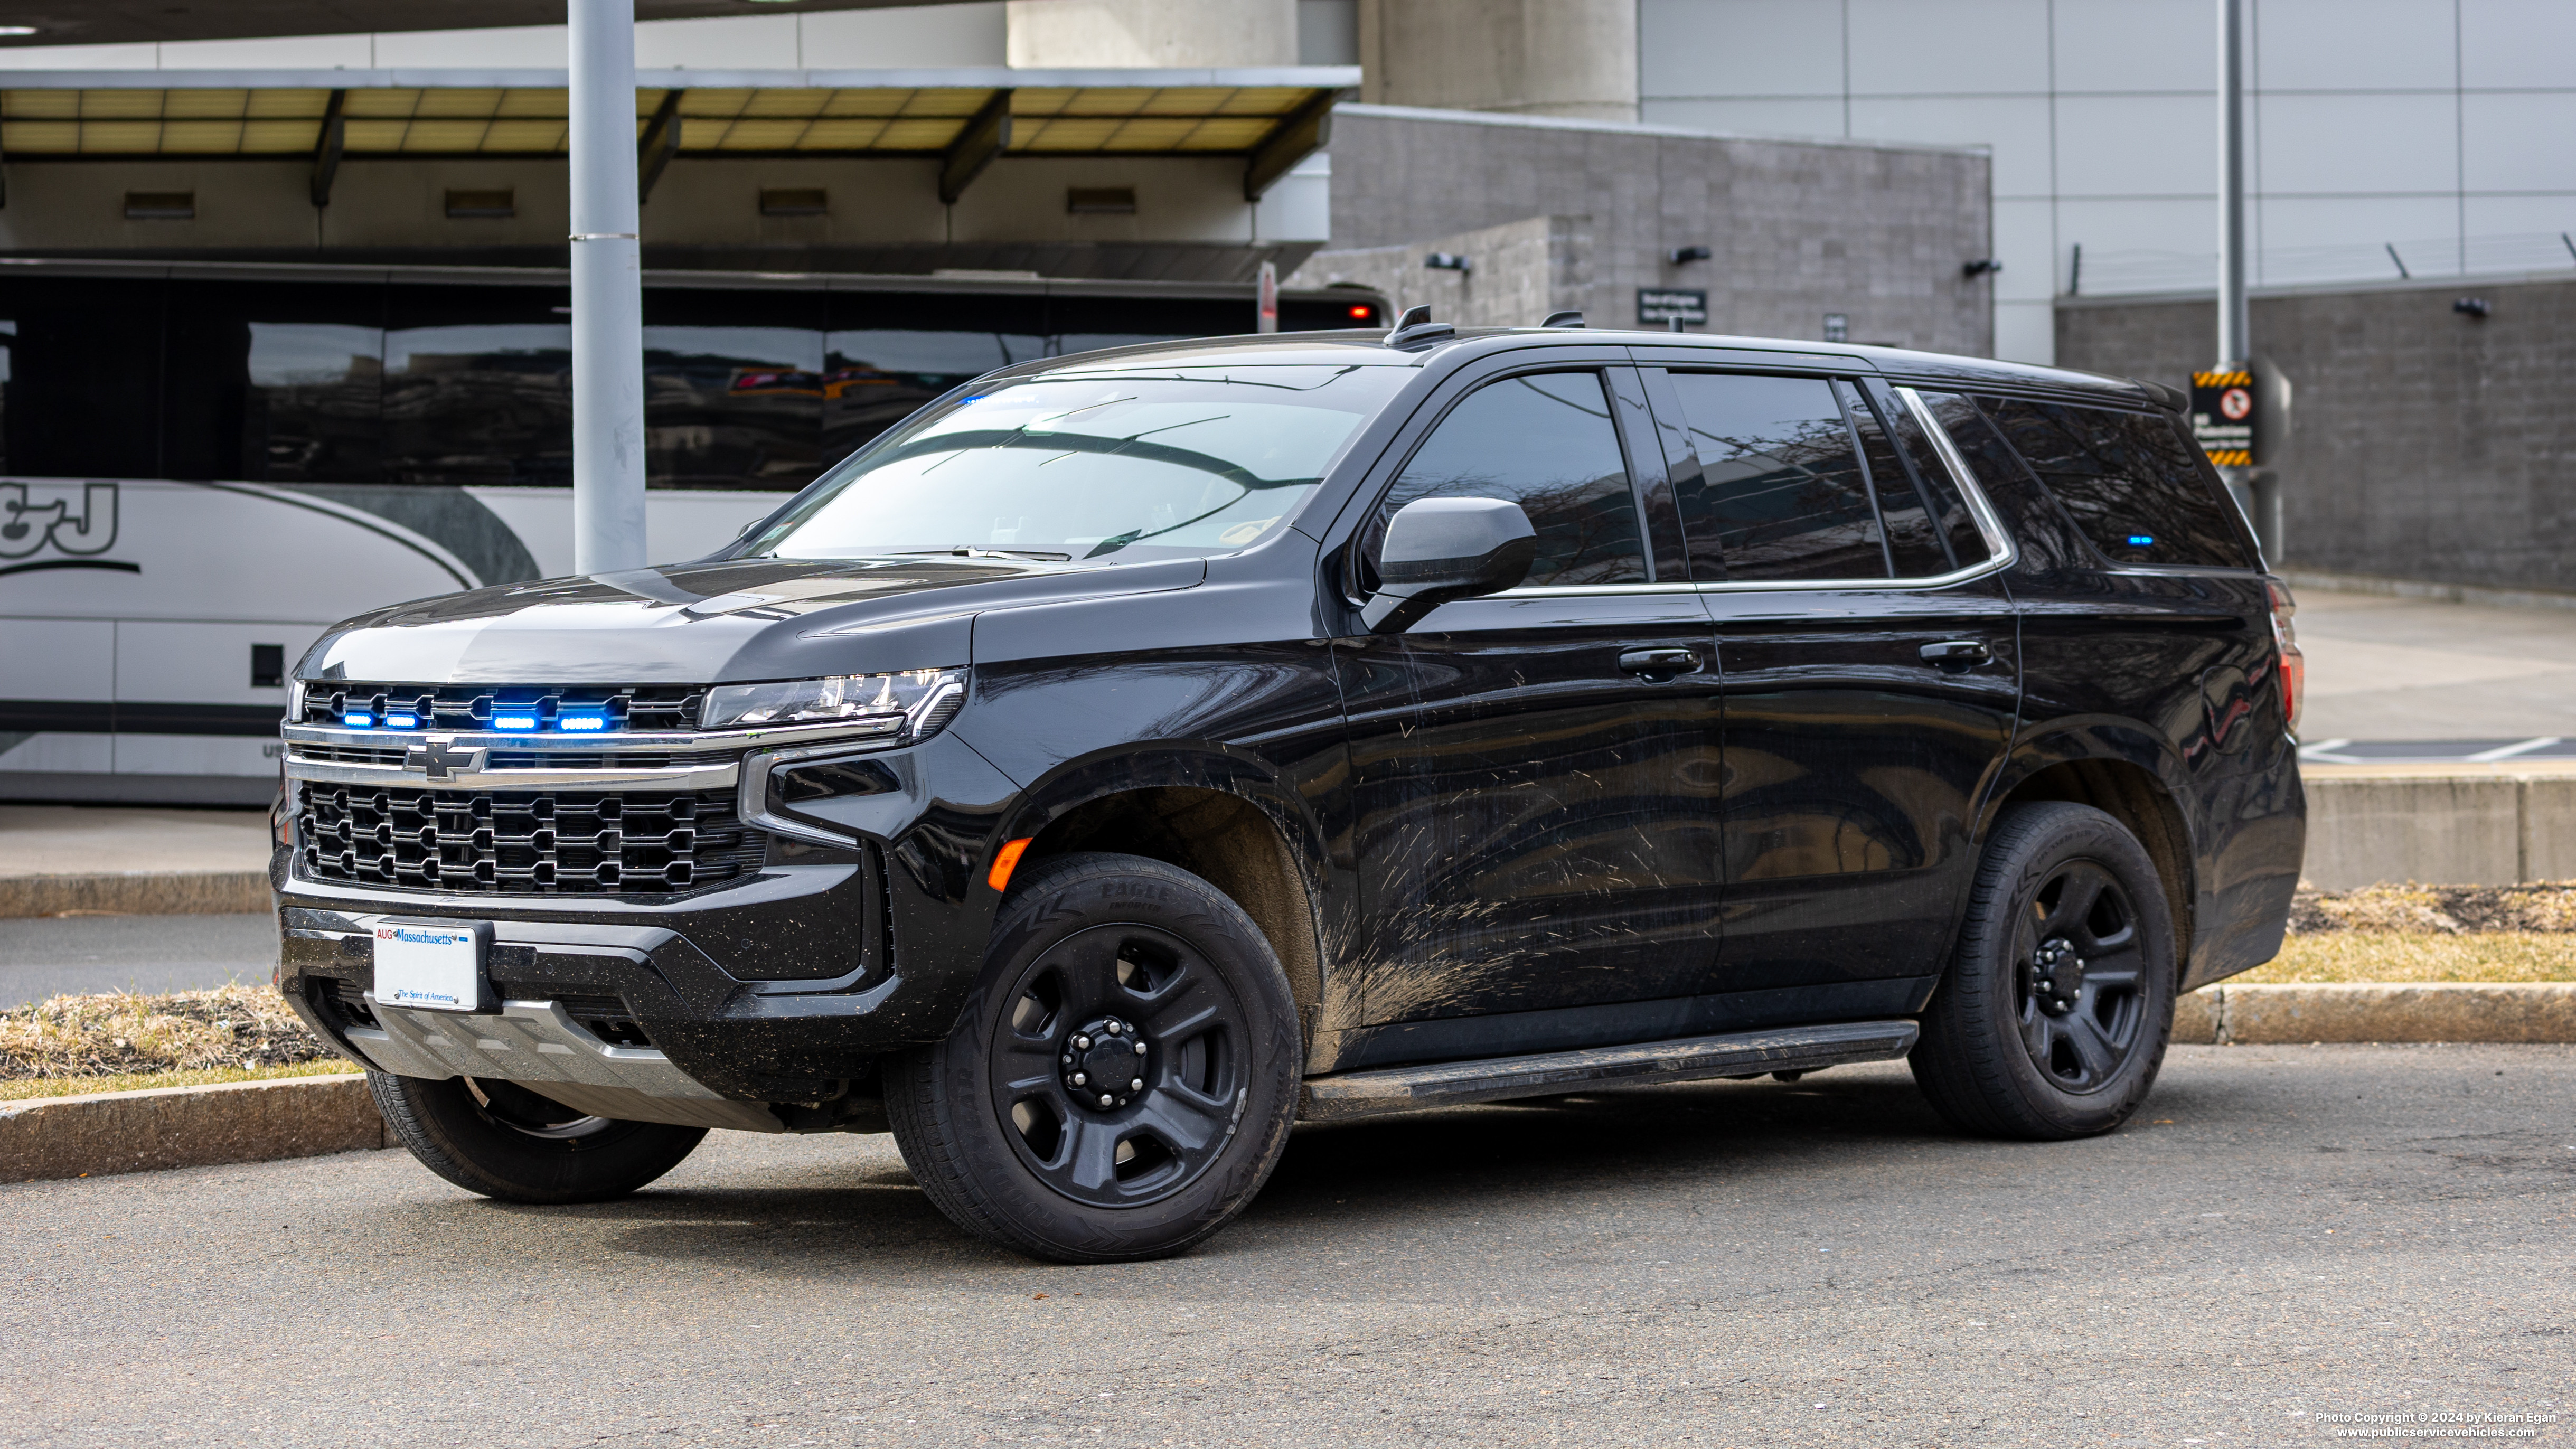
[1882,388,1992,570]
[1841,380,1946,578]
[1665,372,1885,582]
[0,277,165,479]
[1379,372,1646,588]
[382,286,574,487]
[1980,398,2256,568]
[1914,391,2089,574]
[163,281,386,484]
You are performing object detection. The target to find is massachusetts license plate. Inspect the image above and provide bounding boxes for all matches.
[372,920,488,1012]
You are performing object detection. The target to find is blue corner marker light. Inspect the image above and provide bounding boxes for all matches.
[557,711,610,733]
[342,711,373,729]
[492,712,541,731]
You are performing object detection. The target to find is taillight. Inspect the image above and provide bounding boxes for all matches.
[2265,577,2302,734]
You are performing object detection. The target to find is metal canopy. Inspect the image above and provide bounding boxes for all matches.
[0,67,1357,162]
[0,0,983,50]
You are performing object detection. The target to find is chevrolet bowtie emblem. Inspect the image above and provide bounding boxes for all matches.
[403,737,486,780]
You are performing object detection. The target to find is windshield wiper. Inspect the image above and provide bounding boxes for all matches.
[890,547,1075,562]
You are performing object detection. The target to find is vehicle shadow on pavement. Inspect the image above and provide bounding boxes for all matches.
[422,1066,1987,1274]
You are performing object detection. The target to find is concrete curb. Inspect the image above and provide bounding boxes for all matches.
[1,1073,383,1183]
[5,984,2572,1184]
[2174,982,2576,1045]
[0,871,272,918]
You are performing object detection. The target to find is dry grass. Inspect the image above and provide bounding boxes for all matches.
[0,1059,358,1103]
[2289,880,2576,934]
[2237,932,2576,985]
[0,983,341,1083]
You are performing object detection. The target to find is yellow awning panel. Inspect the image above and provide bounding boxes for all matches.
[0,82,1332,157]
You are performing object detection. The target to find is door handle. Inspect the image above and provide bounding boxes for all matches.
[1921,639,1994,669]
[1619,647,1704,678]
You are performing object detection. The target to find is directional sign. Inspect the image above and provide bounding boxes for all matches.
[1638,289,1707,326]
[2192,367,2256,467]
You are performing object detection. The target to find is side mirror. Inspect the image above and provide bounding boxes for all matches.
[1361,496,1537,634]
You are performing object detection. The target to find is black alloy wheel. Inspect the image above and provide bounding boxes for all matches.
[886,851,1300,1263]
[2013,862,2148,1093]
[989,923,1249,1208]
[1910,801,2177,1140]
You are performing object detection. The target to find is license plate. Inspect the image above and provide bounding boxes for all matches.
[372,919,489,1013]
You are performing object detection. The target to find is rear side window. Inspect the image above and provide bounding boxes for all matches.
[1881,389,1994,572]
[1663,372,1885,582]
[1378,371,1647,587]
[1978,398,2257,568]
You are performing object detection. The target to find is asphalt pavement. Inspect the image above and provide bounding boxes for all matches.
[3,1044,2568,1446]
[0,913,276,1008]
[2297,587,2576,745]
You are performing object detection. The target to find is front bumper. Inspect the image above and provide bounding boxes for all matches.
[275,730,1022,1113]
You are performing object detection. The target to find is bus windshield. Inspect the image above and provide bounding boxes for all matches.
[742,364,1408,563]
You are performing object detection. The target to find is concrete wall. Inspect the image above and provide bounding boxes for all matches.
[2302,773,2576,890]
[2056,274,2576,593]
[1357,0,1638,123]
[1295,213,1588,327]
[1303,105,1992,355]
[1005,0,1298,67]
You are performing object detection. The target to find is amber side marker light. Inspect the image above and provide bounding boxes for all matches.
[988,837,1035,892]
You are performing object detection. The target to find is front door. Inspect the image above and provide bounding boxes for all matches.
[1643,366,2020,1012]
[1337,364,1725,1050]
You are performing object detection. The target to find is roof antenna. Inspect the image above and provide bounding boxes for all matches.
[1385,304,1455,349]
[1541,310,1586,328]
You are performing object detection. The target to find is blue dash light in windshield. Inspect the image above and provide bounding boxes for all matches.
[2127,534,2156,547]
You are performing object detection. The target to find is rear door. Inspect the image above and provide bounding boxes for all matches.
[1640,365,2022,1014]
[1336,359,1726,1039]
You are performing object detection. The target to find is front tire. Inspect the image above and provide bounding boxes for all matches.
[886,852,1301,1263]
[1910,802,2177,1141]
[371,1071,707,1204]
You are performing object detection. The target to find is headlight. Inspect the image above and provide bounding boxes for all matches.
[700,667,967,738]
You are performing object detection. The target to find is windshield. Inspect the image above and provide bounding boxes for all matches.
[741,364,1408,563]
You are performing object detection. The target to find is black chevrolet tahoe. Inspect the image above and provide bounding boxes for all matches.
[274,312,2306,1263]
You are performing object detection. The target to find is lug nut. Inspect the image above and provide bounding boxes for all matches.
[1061,1054,1073,1065]
[1129,1078,1144,1091]
[1098,1094,1114,1107]
[1072,1072,1087,1085]
[1104,1019,1122,1033]
[1074,1035,1090,1050]
[1133,1041,1148,1056]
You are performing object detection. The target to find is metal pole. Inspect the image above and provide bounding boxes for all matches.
[2216,0,2248,369]
[2215,0,2260,540]
[569,0,647,576]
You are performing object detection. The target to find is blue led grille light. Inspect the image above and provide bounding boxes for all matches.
[342,711,373,728]
[384,712,419,729]
[492,713,541,731]
[557,711,610,733]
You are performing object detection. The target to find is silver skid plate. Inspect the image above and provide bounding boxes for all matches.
[1298,1019,1921,1123]
[346,998,786,1132]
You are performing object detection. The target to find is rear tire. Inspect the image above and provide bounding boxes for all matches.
[886,852,1301,1263]
[371,1071,706,1204]
[1910,802,2177,1141]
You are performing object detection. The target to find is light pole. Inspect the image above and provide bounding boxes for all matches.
[569,0,648,576]
[2213,0,2280,554]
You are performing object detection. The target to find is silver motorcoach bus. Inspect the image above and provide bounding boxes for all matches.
[0,258,1382,804]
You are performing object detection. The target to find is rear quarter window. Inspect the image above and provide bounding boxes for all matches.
[1977,397,2257,569]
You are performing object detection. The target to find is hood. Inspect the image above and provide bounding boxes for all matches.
[297,554,1207,685]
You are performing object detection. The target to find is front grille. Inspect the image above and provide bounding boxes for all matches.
[299,682,704,733]
[294,783,763,896]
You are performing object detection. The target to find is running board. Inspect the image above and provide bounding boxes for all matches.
[1297,1019,1920,1123]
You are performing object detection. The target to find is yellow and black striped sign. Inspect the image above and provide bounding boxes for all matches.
[2190,368,2257,467]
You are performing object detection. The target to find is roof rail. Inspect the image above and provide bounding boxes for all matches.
[1540,310,1585,328]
